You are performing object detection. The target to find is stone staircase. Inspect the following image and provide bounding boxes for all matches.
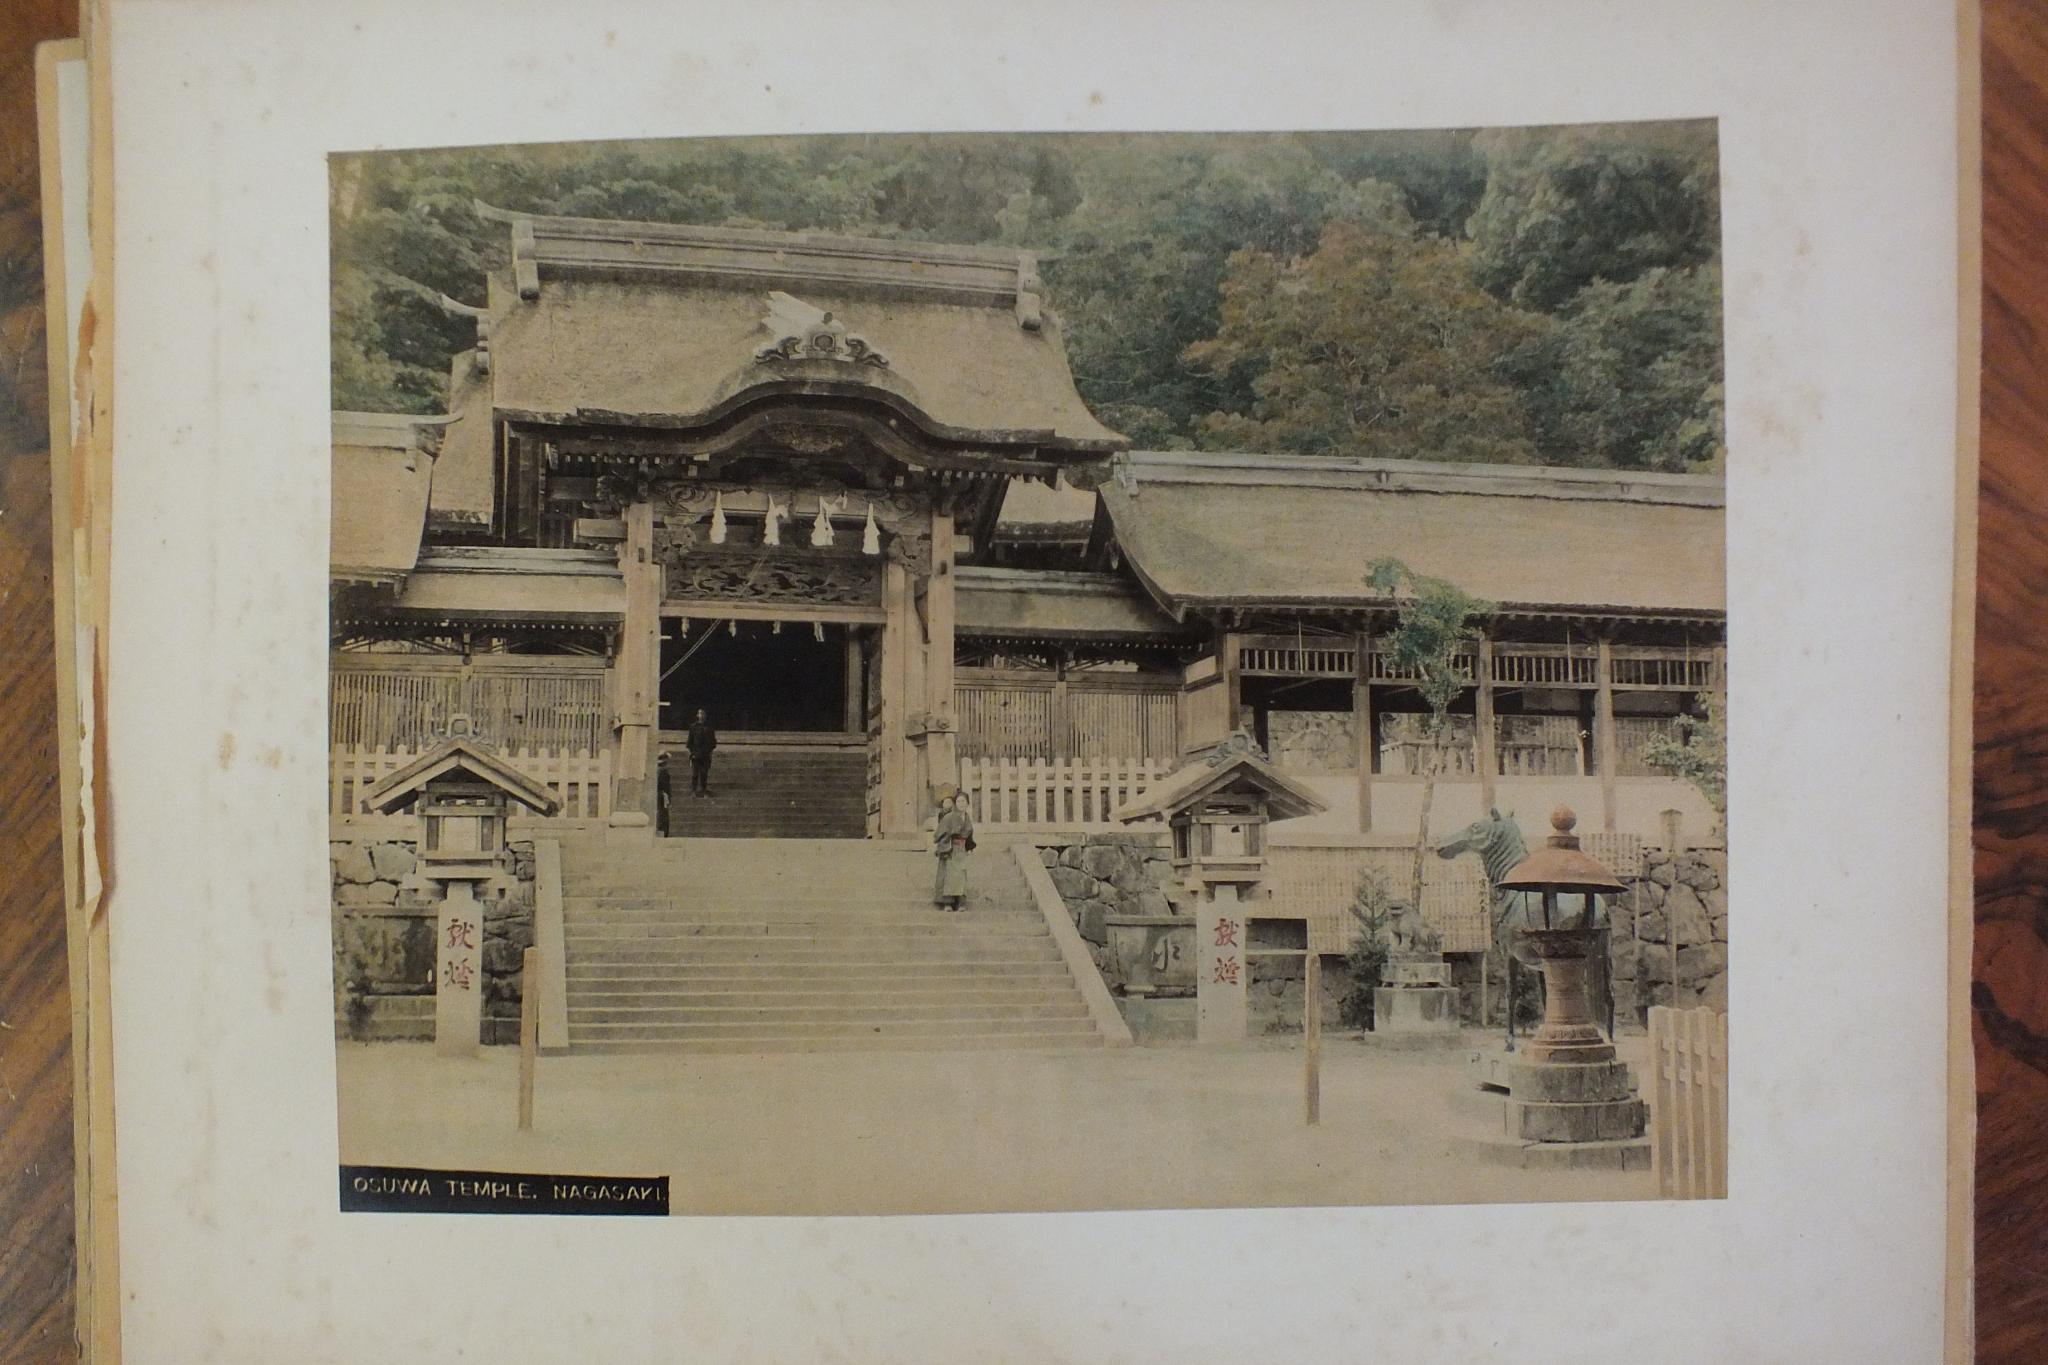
[557,836,1111,1054]
[662,742,866,839]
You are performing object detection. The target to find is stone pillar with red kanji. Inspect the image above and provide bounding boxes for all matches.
[436,881,485,1056]
[1196,884,1250,1043]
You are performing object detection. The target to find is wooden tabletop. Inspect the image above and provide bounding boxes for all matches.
[0,4,81,1362]
[0,4,2037,1361]
[1976,3,2048,1361]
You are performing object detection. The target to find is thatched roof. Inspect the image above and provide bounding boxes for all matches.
[1100,451,1724,619]
[956,567,1193,643]
[360,548,623,626]
[330,413,443,584]
[479,208,1123,456]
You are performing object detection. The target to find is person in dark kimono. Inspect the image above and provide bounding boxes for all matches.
[932,792,973,911]
[686,708,717,798]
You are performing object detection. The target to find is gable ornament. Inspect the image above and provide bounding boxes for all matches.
[753,291,890,368]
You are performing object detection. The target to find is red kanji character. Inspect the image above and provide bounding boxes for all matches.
[445,958,475,991]
[1213,917,1239,948]
[1213,955,1239,986]
[445,918,476,950]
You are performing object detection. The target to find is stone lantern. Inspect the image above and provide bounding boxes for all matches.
[1473,805,1647,1162]
[360,724,558,1056]
[1117,734,1324,1043]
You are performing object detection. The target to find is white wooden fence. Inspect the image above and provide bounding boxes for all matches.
[330,745,613,824]
[957,756,1168,831]
[1648,1005,1729,1199]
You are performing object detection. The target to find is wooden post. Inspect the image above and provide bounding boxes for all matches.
[1222,629,1245,731]
[1475,635,1498,813]
[1051,651,1071,761]
[612,500,661,827]
[842,630,863,734]
[1303,949,1322,1126]
[1595,638,1619,832]
[517,946,538,1132]
[879,558,914,833]
[1661,807,1683,1010]
[1354,628,1374,833]
[1481,948,1492,1028]
[925,512,958,798]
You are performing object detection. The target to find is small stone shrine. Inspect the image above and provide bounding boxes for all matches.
[1117,734,1325,1043]
[359,719,559,1056]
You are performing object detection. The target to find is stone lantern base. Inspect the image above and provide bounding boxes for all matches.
[1468,1053,1649,1145]
[1458,925,1650,1168]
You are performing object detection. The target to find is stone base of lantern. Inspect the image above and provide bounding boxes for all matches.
[1458,1050,1650,1168]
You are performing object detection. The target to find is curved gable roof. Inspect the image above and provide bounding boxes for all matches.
[479,208,1124,455]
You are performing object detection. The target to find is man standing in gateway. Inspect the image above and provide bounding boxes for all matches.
[686,708,717,799]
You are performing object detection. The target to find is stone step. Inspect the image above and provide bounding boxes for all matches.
[573,1031,1105,1056]
[562,908,1032,926]
[564,961,1074,984]
[562,943,1065,967]
[567,1001,1091,1025]
[553,832,1098,1055]
[565,984,1082,1006]
[564,920,1049,941]
[570,1016,1095,1042]
[564,893,961,909]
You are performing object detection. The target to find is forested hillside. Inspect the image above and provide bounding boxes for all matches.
[331,124,1722,472]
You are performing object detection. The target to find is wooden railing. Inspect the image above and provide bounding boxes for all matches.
[954,667,1180,763]
[958,756,1168,831]
[331,656,609,753]
[1648,1005,1729,1199]
[330,745,613,823]
[1614,715,1685,776]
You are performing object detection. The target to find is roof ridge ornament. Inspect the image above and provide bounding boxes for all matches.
[753,290,891,368]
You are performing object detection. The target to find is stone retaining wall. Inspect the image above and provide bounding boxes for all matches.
[1034,833,1183,991]
[331,836,538,1044]
[1607,848,1728,1022]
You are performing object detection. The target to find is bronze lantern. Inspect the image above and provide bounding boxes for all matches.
[1497,805,1626,1065]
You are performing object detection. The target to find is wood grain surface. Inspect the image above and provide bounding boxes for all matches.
[0,5,81,1363]
[0,4,2035,1361]
[1978,3,2048,1361]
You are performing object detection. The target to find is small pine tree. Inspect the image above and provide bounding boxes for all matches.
[1339,868,1397,1029]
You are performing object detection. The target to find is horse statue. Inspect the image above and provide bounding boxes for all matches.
[1435,808,1614,1044]
[1435,808,1540,966]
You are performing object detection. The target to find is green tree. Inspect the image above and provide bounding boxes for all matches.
[1339,868,1396,1029]
[1365,558,1494,915]
[326,127,1726,464]
[1513,264,1725,470]
[1187,219,1545,463]
[1467,122,1720,312]
[1044,139,1390,447]
[1643,690,1727,815]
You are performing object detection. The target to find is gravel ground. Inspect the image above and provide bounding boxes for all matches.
[336,1028,1659,1214]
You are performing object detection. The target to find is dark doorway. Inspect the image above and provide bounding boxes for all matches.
[660,617,855,735]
